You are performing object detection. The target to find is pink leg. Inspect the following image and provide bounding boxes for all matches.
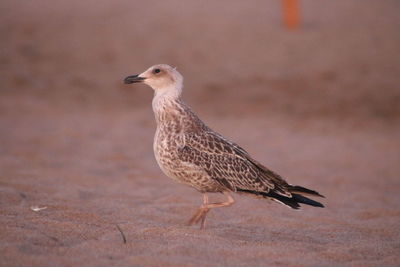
[188,192,235,229]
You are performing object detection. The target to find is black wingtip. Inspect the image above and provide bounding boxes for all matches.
[289,185,325,198]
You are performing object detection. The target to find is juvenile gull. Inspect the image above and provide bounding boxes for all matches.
[124,64,324,229]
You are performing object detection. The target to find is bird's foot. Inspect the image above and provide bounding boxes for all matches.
[187,206,209,229]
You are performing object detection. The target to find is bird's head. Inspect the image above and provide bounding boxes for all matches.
[124,64,183,96]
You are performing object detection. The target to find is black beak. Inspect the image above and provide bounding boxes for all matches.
[124,74,146,84]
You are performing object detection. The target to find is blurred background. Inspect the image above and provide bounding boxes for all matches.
[1,0,400,265]
[2,0,399,118]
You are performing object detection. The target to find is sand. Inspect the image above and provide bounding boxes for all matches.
[1,0,400,266]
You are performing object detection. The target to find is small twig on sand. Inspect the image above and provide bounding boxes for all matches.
[116,224,127,244]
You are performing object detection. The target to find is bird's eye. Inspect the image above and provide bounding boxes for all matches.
[153,68,161,74]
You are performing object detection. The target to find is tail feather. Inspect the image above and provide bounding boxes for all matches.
[264,191,301,209]
[291,193,324,208]
[237,185,325,209]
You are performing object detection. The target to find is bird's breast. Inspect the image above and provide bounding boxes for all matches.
[153,126,184,172]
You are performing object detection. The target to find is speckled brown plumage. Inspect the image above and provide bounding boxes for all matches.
[124,64,325,229]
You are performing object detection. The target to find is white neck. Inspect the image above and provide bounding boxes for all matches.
[151,84,182,116]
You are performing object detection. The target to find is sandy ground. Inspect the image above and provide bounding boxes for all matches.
[1,1,400,266]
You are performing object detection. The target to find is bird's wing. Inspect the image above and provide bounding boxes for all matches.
[178,131,291,196]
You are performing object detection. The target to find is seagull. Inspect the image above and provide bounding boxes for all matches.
[124,64,324,229]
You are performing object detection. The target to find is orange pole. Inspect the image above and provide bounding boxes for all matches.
[283,0,300,29]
